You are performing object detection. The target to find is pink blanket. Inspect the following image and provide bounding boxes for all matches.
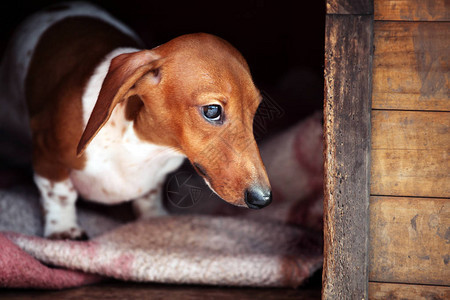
[0,113,323,289]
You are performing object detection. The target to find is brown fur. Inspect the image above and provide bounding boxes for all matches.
[26,17,139,181]
[125,95,144,121]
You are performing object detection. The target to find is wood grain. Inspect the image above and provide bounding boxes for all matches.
[323,14,373,300]
[370,110,450,198]
[369,282,450,300]
[372,22,450,111]
[327,0,373,14]
[375,0,450,21]
[369,196,450,285]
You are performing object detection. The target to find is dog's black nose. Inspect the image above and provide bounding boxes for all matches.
[245,187,272,209]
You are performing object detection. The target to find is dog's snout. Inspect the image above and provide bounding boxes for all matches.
[244,187,272,209]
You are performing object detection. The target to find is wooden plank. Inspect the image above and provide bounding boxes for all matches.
[323,14,373,300]
[372,22,450,111]
[369,196,450,285]
[370,110,450,198]
[371,110,450,150]
[375,0,450,21]
[327,0,373,15]
[371,150,450,198]
[369,282,450,300]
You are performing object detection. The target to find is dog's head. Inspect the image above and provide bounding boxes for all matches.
[77,33,271,209]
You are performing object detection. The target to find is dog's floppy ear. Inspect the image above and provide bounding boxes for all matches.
[77,50,162,156]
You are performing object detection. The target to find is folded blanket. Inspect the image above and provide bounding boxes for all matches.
[0,113,323,289]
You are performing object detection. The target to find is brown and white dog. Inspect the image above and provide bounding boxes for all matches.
[1,2,272,239]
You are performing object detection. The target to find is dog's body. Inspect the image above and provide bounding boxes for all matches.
[1,2,271,239]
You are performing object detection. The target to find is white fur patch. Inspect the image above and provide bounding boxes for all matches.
[34,174,82,238]
[70,123,185,204]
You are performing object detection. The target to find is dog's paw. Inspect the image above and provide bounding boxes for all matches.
[46,227,89,240]
[133,196,169,219]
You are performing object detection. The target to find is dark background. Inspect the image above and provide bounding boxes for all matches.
[0,0,325,137]
[0,1,325,208]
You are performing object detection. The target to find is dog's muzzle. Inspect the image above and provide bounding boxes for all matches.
[244,187,272,209]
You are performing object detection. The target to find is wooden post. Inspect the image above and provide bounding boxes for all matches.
[323,1,374,299]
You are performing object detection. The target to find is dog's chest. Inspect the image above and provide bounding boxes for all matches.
[70,114,184,204]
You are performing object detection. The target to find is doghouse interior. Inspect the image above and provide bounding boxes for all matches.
[1,0,325,297]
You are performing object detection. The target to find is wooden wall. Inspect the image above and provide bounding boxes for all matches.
[324,0,449,299]
[323,1,373,299]
[369,0,450,299]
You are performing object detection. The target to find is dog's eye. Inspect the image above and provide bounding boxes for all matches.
[202,105,222,123]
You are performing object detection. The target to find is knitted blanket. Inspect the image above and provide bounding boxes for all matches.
[0,113,323,289]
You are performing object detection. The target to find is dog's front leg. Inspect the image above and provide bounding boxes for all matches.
[34,174,87,240]
[132,185,167,219]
